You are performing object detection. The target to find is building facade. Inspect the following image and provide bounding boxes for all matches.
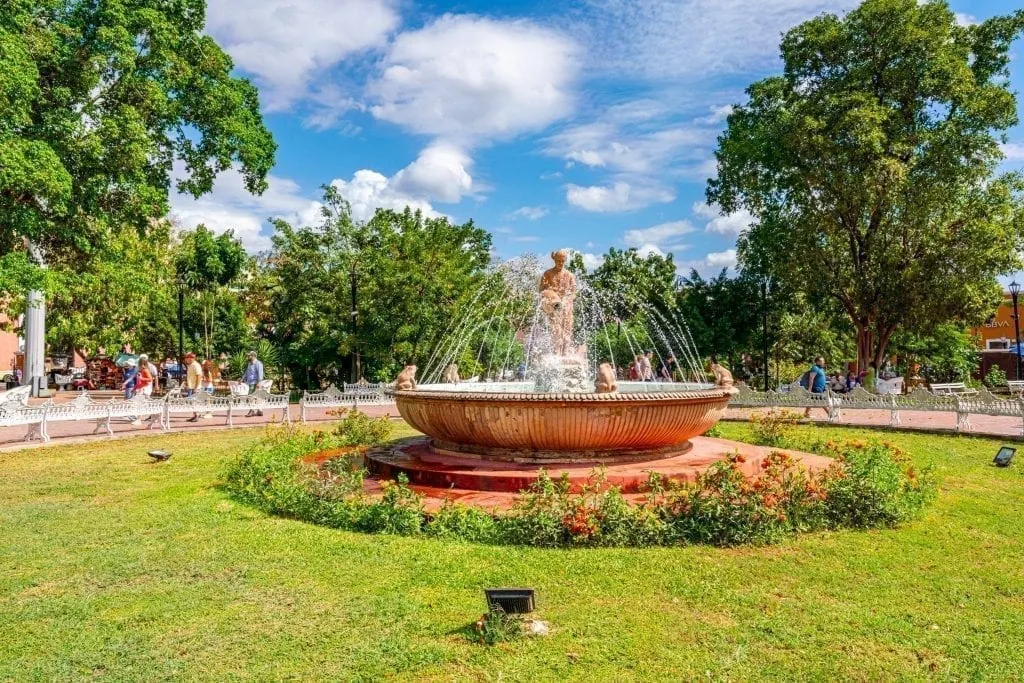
[0,314,22,376]
[972,294,1020,380]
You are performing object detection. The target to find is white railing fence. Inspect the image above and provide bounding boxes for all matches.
[0,388,291,443]
[299,383,394,422]
[730,384,1024,434]
[7,381,1024,443]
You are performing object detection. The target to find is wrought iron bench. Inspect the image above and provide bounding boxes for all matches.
[732,384,1024,434]
[929,382,977,396]
[298,383,394,422]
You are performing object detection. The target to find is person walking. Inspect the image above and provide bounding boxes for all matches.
[121,358,138,400]
[802,356,828,418]
[138,354,159,395]
[185,352,203,422]
[242,350,265,417]
[121,358,140,424]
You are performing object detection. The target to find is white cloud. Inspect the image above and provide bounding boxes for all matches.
[580,252,605,270]
[170,164,319,252]
[695,104,733,125]
[205,0,399,111]
[1001,143,1024,162]
[692,201,755,235]
[330,170,440,223]
[367,15,579,142]
[392,143,474,203]
[171,144,465,251]
[623,220,694,254]
[509,235,541,243]
[547,119,709,176]
[954,12,977,27]
[566,182,674,212]
[581,0,858,80]
[705,248,738,268]
[507,206,549,221]
[676,248,740,276]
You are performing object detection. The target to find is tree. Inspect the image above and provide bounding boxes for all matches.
[679,269,761,368]
[0,0,275,288]
[46,221,178,356]
[709,0,1024,372]
[174,226,247,358]
[262,190,492,387]
[586,248,679,321]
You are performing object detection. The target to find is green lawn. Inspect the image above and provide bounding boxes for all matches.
[1,422,1022,681]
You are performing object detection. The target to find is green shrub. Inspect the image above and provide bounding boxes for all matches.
[985,366,1008,389]
[356,474,424,535]
[426,502,500,544]
[819,440,936,528]
[327,409,392,447]
[225,426,937,548]
[749,409,802,447]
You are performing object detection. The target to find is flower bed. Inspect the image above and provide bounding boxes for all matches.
[223,413,937,548]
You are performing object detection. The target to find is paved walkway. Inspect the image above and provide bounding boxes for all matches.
[0,401,400,452]
[724,407,1024,440]
[4,400,1023,452]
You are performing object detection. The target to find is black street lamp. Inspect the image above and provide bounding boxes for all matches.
[1010,281,1021,380]
[175,276,186,363]
[762,276,771,392]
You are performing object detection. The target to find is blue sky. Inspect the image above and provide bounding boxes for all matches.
[170,0,1024,276]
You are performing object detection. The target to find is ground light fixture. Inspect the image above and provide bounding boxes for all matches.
[993,446,1015,467]
[484,588,536,614]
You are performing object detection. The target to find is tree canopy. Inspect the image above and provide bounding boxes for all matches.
[709,0,1024,371]
[0,0,275,288]
[262,190,492,386]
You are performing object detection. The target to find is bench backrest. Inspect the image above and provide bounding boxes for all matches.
[930,383,968,394]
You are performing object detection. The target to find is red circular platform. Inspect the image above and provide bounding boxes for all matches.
[351,436,832,511]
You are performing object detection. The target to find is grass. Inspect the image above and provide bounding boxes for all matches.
[1,421,1022,680]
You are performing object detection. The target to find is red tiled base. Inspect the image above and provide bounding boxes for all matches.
[357,436,832,511]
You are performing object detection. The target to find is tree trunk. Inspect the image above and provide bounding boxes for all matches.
[855,324,874,373]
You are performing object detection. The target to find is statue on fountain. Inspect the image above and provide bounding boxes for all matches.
[539,249,577,357]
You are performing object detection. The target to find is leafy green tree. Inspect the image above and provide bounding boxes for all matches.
[0,0,275,288]
[709,0,1024,372]
[175,226,248,359]
[46,221,178,356]
[888,323,980,383]
[679,269,761,369]
[586,248,679,321]
[263,189,492,387]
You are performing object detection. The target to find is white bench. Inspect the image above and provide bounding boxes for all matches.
[1007,380,1024,396]
[164,388,290,428]
[299,383,394,422]
[43,393,165,439]
[929,382,977,396]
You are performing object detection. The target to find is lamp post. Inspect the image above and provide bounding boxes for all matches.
[762,276,771,392]
[175,276,186,363]
[1010,281,1021,381]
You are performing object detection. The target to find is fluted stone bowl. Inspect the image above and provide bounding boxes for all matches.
[390,383,737,464]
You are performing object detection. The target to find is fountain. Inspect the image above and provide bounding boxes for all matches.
[363,250,825,507]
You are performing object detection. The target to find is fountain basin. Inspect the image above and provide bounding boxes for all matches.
[391,384,737,463]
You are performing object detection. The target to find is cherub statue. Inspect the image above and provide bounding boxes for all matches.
[394,364,418,391]
[595,363,617,394]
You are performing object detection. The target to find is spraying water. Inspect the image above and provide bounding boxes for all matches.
[421,250,710,392]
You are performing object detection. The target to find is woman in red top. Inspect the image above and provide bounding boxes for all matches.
[134,362,153,397]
